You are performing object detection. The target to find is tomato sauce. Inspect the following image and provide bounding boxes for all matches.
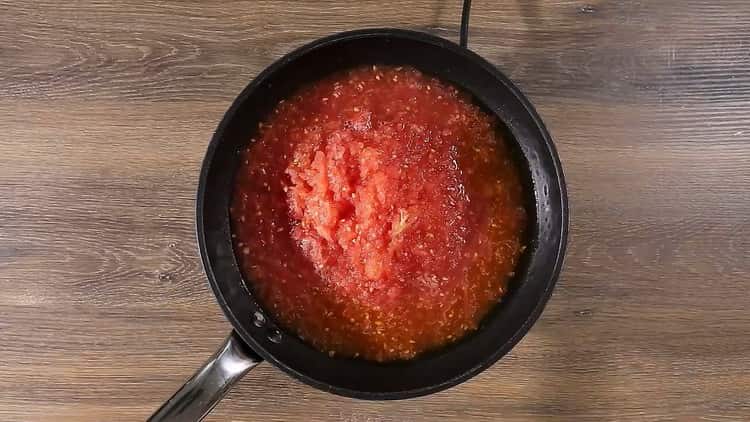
[231,65,527,361]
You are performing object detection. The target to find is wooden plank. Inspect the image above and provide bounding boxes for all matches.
[1,0,748,420]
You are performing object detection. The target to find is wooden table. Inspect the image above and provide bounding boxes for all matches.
[2,1,749,420]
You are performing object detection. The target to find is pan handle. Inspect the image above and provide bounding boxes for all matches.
[459,0,472,48]
[148,331,263,422]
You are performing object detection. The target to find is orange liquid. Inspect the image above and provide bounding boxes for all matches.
[231,65,526,361]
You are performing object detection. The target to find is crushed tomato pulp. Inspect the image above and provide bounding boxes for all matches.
[231,65,527,361]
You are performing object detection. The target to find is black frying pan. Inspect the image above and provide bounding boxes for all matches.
[150,1,568,420]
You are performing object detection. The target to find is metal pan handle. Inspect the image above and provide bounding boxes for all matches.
[148,331,263,422]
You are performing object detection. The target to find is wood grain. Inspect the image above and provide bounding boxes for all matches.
[1,0,749,421]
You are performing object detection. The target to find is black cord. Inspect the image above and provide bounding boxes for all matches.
[459,0,472,48]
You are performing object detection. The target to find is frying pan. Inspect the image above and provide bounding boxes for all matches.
[149,1,568,420]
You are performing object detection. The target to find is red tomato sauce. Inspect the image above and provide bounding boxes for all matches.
[231,65,527,361]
